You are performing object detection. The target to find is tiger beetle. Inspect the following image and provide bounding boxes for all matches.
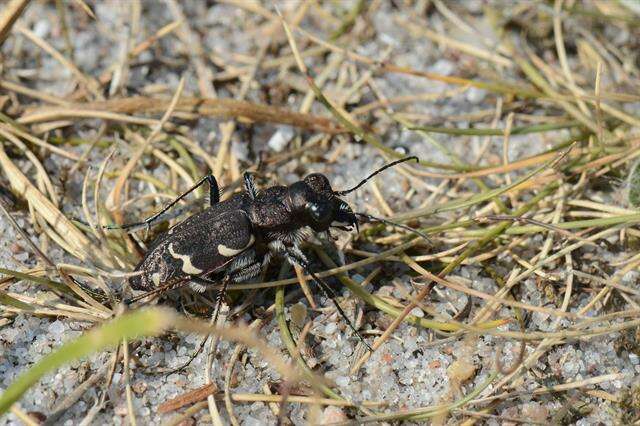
[100,156,427,352]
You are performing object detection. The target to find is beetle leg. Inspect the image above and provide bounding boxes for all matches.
[192,262,262,289]
[188,280,208,293]
[78,174,221,231]
[206,174,221,206]
[243,171,258,199]
[284,246,372,351]
[155,261,261,375]
[229,262,262,282]
[165,254,262,376]
[140,174,220,225]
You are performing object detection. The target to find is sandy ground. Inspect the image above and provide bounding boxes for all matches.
[1,1,639,425]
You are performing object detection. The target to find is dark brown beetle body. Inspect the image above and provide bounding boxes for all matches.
[129,173,358,292]
[119,157,419,348]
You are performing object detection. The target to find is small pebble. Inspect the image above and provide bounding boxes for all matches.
[33,20,50,38]
[621,270,638,285]
[267,126,294,153]
[112,373,121,384]
[48,320,65,335]
[410,307,424,318]
[324,322,337,334]
[290,303,307,329]
[466,87,486,104]
[242,415,262,426]
[322,406,347,423]
[132,381,148,395]
[351,274,365,284]
[335,376,350,387]
[447,359,476,384]
[430,59,454,76]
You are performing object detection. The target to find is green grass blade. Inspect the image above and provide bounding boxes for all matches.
[0,308,175,414]
[407,120,582,136]
[0,292,34,311]
[0,267,69,295]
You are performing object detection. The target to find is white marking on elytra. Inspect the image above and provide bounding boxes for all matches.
[218,234,255,257]
[151,272,161,286]
[168,243,203,274]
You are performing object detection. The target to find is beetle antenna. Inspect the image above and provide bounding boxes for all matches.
[73,174,221,233]
[356,212,431,244]
[73,217,152,232]
[334,156,418,196]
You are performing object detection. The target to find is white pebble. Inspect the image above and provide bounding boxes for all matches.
[243,415,262,426]
[33,20,50,39]
[14,252,29,262]
[430,59,454,76]
[466,87,487,104]
[3,328,19,343]
[267,126,294,152]
[335,376,350,387]
[322,406,347,423]
[410,307,424,318]
[48,320,65,335]
[622,270,638,284]
[325,322,337,334]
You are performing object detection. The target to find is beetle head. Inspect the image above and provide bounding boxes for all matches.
[288,173,358,233]
[252,157,417,238]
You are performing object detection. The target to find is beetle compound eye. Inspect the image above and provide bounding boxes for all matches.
[307,202,331,223]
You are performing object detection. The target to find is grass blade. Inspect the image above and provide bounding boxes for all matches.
[0,308,175,414]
